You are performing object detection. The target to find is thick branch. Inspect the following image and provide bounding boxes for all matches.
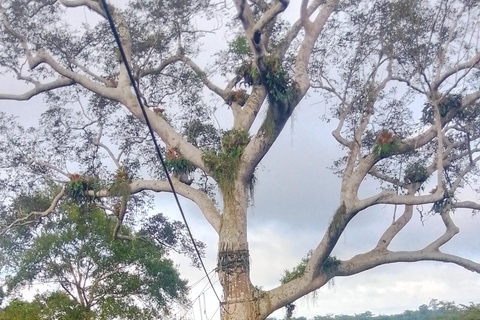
[276,0,332,58]
[0,78,75,100]
[424,209,460,251]
[33,49,120,100]
[337,250,480,276]
[120,94,207,171]
[294,0,340,93]
[58,0,104,16]
[376,205,414,250]
[232,0,255,31]
[453,201,480,210]
[90,179,222,234]
[139,55,183,78]
[252,1,289,36]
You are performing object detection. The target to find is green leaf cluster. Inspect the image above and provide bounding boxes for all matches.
[372,140,399,158]
[228,35,250,57]
[164,157,195,174]
[202,129,250,198]
[280,252,340,284]
[0,292,93,320]
[12,193,51,214]
[421,94,463,124]
[262,55,294,106]
[64,175,100,204]
[108,168,130,198]
[280,253,309,284]
[238,60,259,86]
[404,162,429,184]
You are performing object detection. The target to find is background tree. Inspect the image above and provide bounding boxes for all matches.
[265,300,480,320]
[1,202,196,319]
[0,300,42,320]
[0,293,93,320]
[0,0,479,320]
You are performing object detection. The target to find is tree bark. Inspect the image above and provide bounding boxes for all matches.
[217,180,260,320]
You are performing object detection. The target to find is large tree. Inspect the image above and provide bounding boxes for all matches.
[0,0,479,319]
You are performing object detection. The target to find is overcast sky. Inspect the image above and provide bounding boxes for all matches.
[161,101,480,319]
[0,2,479,320]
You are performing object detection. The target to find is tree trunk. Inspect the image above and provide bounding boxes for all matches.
[217,180,261,320]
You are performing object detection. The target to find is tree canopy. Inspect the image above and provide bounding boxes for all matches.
[0,0,479,319]
[1,202,197,319]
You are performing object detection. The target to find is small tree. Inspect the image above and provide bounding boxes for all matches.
[0,0,479,319]
[1,203,196,319]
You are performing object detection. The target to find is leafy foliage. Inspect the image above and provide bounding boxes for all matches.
[262,55,295,106]
[372,130,399,158]
[164,148,195,174]
[280,252,340,284]
[404,162,429,184]
[108,168,131,196]
[0,300,43,320]
[421,94,463,124]
[0,292,94,320]
[65,174,100,204]
[1,204,190,319]
[203,129,250,197]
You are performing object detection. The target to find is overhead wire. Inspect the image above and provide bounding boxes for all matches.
[98,0,224,311]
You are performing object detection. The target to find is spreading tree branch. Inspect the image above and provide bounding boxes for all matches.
[1,188,65,235]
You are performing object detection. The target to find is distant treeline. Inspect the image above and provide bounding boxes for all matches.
[267,300,480,320]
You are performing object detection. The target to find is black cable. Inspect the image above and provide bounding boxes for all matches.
[99,0,224,309]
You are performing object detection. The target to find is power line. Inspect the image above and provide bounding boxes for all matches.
[99,0,224,310]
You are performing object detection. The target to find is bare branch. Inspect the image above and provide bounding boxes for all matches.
[28,49,120,100]
[180,56,228,99]
[93,126,121,168]
[453,201,480,210]
[252,1,289,35]
[300,0,313,33]
[368,167,407,189]
[294,0,340,93]
[391,76,427,94]
[433,52,480,90]
[356,188,445,210]
[276,0,333,58]
[232,0,255,31]
[28,159,70,178]
[0,78,75,100]
[376,205,414,250]
[58,0,105,17]
[139,54,183,78]
[462,89,480,107]
[112,194,129,239]
[1,189,65,235]
[424,209,460,251]
[337,250,480,276]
